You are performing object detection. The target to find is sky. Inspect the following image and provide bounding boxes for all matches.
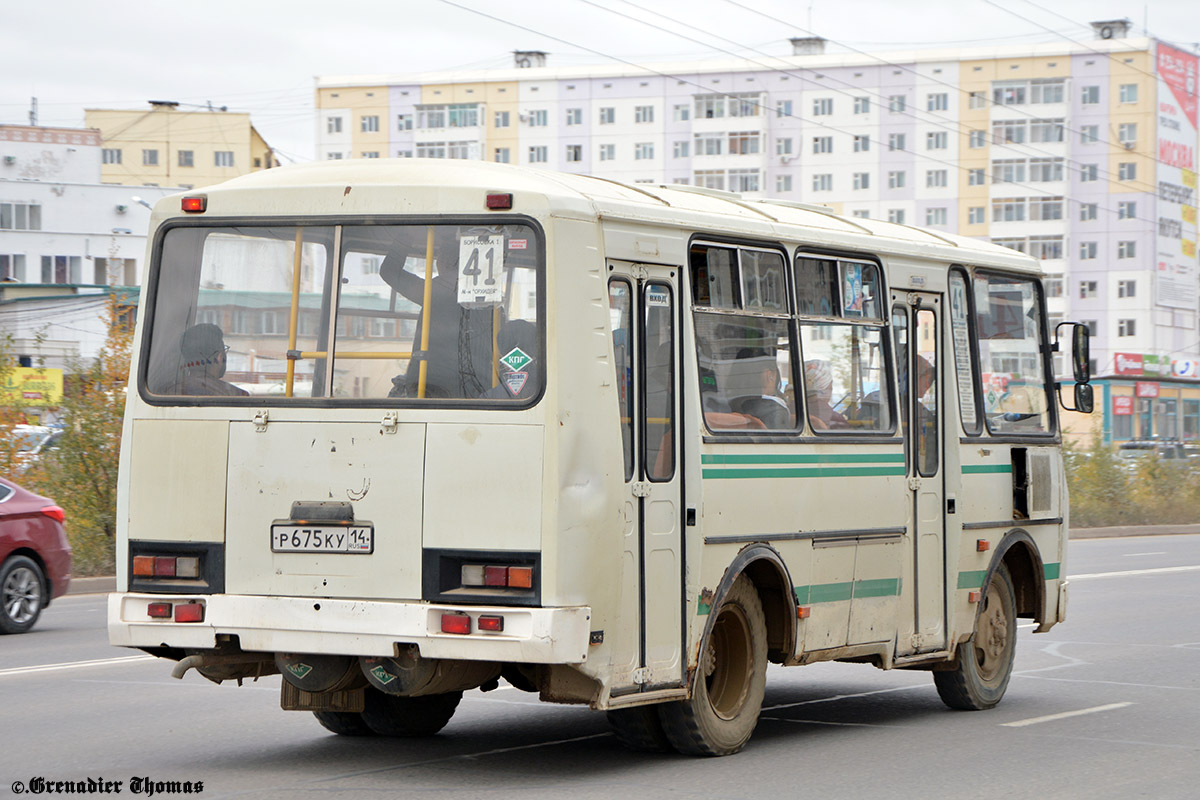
[2,0,1198,165]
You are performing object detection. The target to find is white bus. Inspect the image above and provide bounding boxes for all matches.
[109,160,1092,755]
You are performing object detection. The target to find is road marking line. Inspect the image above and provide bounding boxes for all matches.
[1070,565,1200,580]
[1001,702,1133,727]
[763,682,929,711]
[1122,552,1166,557]
[0,655,155,678]
[762,716,896,728]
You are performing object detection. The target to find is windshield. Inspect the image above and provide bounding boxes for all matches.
[973,272,1053,435]
[143,221,542,403]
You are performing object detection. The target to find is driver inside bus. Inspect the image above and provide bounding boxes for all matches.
[179,323,248,397]
[379,227,496,399]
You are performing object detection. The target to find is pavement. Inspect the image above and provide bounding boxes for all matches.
[64,523,1200,595]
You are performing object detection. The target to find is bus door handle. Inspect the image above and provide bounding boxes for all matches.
[631,482,651,498]
[907,476,922,491]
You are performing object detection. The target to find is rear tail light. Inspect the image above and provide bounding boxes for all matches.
[147,602,172,619]
[40,505,65,523]
[154,557,177,577]
[461,564,535,590]
[174,603,205,623]
[132,555,202,580]
[441,612,471,634]
[477,615,504,632]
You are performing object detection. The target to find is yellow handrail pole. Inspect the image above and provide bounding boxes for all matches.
[492,306,500,388]
[416,227,436,398]
[285,228,303,397]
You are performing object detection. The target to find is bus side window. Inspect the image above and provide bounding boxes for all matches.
[609,280,635,482]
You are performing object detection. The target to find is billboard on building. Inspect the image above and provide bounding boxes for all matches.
[0,367,64,406]
[1155,43,1199,311]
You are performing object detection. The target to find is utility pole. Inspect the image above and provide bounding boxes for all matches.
[29,97,37,127]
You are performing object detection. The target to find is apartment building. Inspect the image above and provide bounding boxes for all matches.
[315,26,1200,443]
[86,102,279,189]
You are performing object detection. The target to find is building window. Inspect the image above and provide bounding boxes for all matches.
[969,130,987,148]
[851,209,869,218]
[776,137,793,156]
[1029,196,1063,220]
[927,92,948,111]
[674,141,690,158]
[853,134,870,152]
[888,95,906,112]
[494,148,510,163]
[968,168,986,186]
[776,174,792,192]
[1118,318,1137,336]
[854,96,870,114]
[599,107,615,124]
[728,132,760,155]
[1080,280,1098,299]
[395,114,412,131]
[992,82,1026,106]
[673,104,691,122]
[969,91,987,109]
[968,206,986,224]
[1118,122,1137,145]
[395,150,411,158]
[635,105,654,123]
[992,197,1025,222]
[566,108,582,126]
[102,148,122,164]
[1118,201,1137,220]
[1118,162,1137,180]
[1080,202,1098,221]
[813,98,833,116]
[416,142,445,158]
[1118,240,1136,259]
[729,169,759,193]
[0,202,41,231]
[776,99,793,118]
[992,120,1026,144]
[694,133,722,156]
[1081,85,1100,104]
[812,173,832,191]
[1079,242,1098,260]
[887,209,906,224]
[926,207,947,225]
[694,169,724,189]
[1029,158,1064,182]
[888,170,906,189]
[1080,164,1098,182]
[812,136,832,154]
[887,133,905,151]
[1118,279,1137,298]
[926,132,948,150]
[327,152,344,160]
[565,144,582,162]
[992,159,1026,183]
[1080,125,1099,143]
[1119,83,1138,103]
[634,143,654,160]
[1044,276,1063,297]
[138,148,157,167]
[695,95,725,119]
[361,115,379,132]
[528,146,548,163]
[177,150,194,168]
[1030,119,1064,143]
[214,151,234,168]
[528,109,548,127]
[926,169,948,188]
[362,151,379,159]
[853,172,870,190]
[494,111,510,128]
[1029,236,1064,260]
[599,144,615,161]
[327,116,343,133]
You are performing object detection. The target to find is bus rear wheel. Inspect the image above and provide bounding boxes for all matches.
[360,689,463,737]
[659,575,767,756]
[935,562,1017,710]
[312,710,377,736]
[607,705,673,753]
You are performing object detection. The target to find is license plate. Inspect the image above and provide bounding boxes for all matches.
[271,524,374,554]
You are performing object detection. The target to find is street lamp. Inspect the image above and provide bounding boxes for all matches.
[131,196,154,210]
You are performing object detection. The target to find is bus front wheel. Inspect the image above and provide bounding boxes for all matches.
[935,562,1017,710]
[659,575,767,756]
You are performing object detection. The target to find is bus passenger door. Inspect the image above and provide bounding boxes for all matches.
[893,292,947,655]
[608,265,684,694]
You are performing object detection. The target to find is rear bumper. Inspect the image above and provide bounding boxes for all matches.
[108,592,591,664]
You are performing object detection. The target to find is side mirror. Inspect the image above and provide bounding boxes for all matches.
[1074,383,1094,414]
[1072,323,1090,382]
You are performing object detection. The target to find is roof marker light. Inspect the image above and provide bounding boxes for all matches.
[486,193,513,210]
[181,196,207,213]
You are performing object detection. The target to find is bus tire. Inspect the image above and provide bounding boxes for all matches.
[658,575,767,756]
[935,562,1017,710]
[607,705,673,753]
[312,710,377,737]
[360,689,463,737]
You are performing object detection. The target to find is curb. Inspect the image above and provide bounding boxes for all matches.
[65,525,1200,596]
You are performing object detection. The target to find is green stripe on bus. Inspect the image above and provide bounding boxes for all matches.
[702,453,905,465]
[959,563,1061,590]
[962,464,1014,474]
[793,578,902,605]
[1044,562,1061,580]
[703,466,907,479]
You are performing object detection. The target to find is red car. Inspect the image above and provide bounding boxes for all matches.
[0,477,71,633]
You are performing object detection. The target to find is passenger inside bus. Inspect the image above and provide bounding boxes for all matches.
[378,228,497,399]
[178,323,248,397]
[805,359,849,430]
[735,349,790,429]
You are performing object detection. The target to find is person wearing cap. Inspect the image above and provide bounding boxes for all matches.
[180,323,248,397]
[805,359,848,430]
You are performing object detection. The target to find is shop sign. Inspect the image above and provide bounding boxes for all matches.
[1112,396,1134,415]
[1114,352,1144,375]
[1143,354,1170,376]
[1136,382,1160,398]
[0,367,64,406]
[1173,359,1200,378]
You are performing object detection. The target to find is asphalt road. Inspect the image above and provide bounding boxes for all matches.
[2,535,1198,799]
